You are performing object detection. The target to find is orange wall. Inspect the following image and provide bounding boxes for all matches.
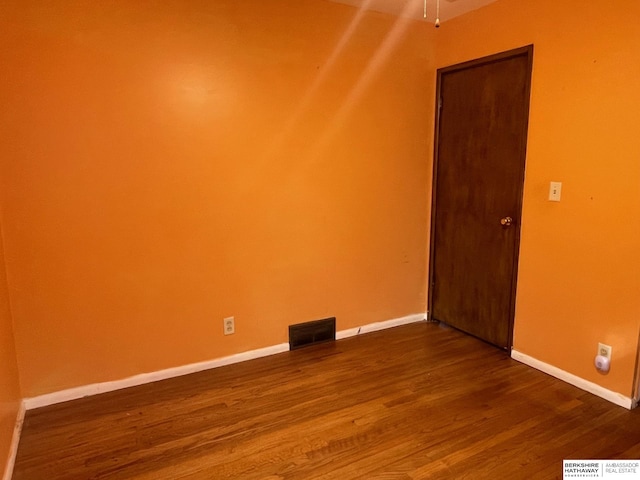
[435,0,640,396]
[0,227,21,477]
[0,1,434,396]
[5,0,635,405]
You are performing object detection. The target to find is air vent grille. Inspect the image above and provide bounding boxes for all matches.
[289,317,336,350]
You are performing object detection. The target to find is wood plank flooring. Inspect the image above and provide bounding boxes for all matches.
[12,322,640,479]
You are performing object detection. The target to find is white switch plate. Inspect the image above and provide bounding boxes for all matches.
[549,181,562,201]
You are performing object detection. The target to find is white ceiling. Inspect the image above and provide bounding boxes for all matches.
[326,0,498,23]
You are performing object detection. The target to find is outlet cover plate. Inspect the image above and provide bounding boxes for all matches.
[224,316,235,335]
[598,342,612,359]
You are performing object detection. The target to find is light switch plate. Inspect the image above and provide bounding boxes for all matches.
[549,181,562,201]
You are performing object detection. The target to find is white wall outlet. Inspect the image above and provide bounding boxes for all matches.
[595,342,612,373]
[598,342,612,360]
[549,181,562,201]
[224,316,235,335]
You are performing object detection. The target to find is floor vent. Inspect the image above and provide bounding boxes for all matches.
[289,317,336,350]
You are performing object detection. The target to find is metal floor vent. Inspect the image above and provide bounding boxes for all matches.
[289,317,336,350]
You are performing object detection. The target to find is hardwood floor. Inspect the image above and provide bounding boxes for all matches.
[12,322,640,479]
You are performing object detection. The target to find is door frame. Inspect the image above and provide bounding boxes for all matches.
[427,45,534,350]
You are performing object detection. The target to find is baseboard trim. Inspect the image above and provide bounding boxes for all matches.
[24,343,290,410]
[25,312,427,410]
[336,313,426,340]
[2,401,25,480]
[511,349,634,410]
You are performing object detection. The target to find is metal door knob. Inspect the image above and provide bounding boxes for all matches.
[500,216,513,226]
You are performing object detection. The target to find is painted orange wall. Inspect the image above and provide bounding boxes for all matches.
[435,0,640,396]
[0,227,21,477]
[0,1,434,397]
[6,0,634,406]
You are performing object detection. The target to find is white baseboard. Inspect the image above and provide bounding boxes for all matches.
[336,313,426,340]
[25,313,427,410]
[511,349,634,410]
[24,343,289,410]
[2,400,25,480]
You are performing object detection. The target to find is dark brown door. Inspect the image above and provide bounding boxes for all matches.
[429,46,533,350]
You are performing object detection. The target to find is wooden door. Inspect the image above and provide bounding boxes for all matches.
[429,46,533,350]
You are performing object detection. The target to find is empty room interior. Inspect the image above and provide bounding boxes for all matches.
[1,0,640,478]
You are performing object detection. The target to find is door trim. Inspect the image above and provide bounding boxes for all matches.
[427,45,534,350]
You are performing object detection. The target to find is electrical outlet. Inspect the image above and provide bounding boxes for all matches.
[598,342,612,360]
[224,316,235,335]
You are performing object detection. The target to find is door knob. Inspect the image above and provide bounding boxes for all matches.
[500,216,513,226]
